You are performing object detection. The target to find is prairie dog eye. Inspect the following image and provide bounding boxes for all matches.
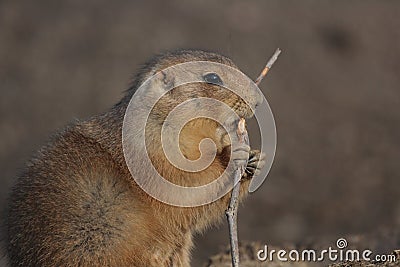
[203,73,223,85]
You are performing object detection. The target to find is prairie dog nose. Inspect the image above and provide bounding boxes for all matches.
[255,88,264,108]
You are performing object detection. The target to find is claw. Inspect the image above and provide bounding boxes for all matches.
[244,150,266,179]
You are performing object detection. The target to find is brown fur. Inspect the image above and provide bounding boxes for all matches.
[5,50,263,266]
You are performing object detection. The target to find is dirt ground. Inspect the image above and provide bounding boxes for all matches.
[1,1,399,266]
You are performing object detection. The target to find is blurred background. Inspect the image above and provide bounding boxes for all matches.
[1,0,399,266]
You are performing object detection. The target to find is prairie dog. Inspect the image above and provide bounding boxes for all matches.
[5,50,265,266]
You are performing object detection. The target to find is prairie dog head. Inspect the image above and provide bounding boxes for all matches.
[128,50,263,136]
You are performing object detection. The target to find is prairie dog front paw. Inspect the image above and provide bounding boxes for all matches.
[231,143,250,169]
[244,150,266,179]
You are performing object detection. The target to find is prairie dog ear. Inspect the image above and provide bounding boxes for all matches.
[142,69,176,96]
[159,69,175,90]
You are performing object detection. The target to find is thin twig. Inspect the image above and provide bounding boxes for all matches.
[255,48,281,86]
[226,48,281,267]
[226,118,248,267]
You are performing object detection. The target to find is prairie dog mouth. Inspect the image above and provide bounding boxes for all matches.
[222,104,254,129]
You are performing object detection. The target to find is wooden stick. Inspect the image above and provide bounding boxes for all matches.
[226,48,281,267]
[225,118,248,267]
[255,48,281,86]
